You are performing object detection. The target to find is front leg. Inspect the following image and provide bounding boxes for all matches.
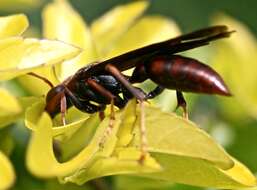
[60,93,67,125]
[64,87,101,113]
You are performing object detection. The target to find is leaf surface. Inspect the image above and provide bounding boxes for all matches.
[0,88,21,128]
[0,37,80,81]
[43,0,97,80]
[0,14,28,39]
[91,0,148,57]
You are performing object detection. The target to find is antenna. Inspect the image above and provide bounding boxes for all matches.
[27,72,54,88]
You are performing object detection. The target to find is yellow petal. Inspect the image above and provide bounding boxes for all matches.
[91,0,149,57]
[0,14,28,39]
[43,0,94,50]
[0,151,15,190]
[43,0,97,80]
[105,15,180,59]
[0,37,81,81]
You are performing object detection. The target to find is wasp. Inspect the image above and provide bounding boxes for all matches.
[29,25,233,161]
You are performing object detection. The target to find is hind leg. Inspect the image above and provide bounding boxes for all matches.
[176,91,188,119]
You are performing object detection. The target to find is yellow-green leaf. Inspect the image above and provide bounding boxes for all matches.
[0,94,41,128]
[114,176,173,190]
[0,151,15,190]
[43,0,94,50]
[0,88,21,116]
[26,111,119,177]
[91,0,149,57]
[60,100,161,184]
[58,114,100,161]
[0,88,21,128]
[140,153,256,189]
[131,106,234,170]
[0,14,28,39]
[62,147,161,185]
[124,105,255,188]
[25,99,91,139]
[0,37,81,81]
[43,0,97,80]
[59,101,251,188]
[211,14,257,120]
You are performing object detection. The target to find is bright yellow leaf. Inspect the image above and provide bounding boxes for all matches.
[0,88,21,116]
[42,0,97,80]
[132,106,234,170]
[0,88,21,128]
[140,153,256,189]
[91,0,149,57]
[0,14,28,39]
[114,176,173,190]
[104,15,180,59]
[62,147,161,185]
[26,111,120,177]
[0,37,81,81]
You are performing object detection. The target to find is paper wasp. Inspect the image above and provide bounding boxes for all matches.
[29,25,233,161]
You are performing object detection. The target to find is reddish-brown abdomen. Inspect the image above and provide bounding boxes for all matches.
[145,55,231,96]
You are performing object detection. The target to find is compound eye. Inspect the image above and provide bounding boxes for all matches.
[46,85,65,102]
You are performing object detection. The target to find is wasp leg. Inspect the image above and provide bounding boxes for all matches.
[145,86,165,99]
[86,78,129,131]
[105,64,148,164]
[98,104,106,121]
[105,64,145,101]
[64,87,101,113]
[86,78,122,147]
[87,78,119,128]
[176,91,188,119]
[60,93,67,125]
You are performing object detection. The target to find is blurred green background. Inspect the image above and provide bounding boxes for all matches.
[0,0,257,190]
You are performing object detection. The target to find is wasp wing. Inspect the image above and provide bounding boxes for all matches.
[86,25,233,76]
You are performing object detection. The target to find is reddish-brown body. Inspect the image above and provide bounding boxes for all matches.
[145,55,230,96]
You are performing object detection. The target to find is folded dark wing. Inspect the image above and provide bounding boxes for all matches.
[87,25,234,75]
